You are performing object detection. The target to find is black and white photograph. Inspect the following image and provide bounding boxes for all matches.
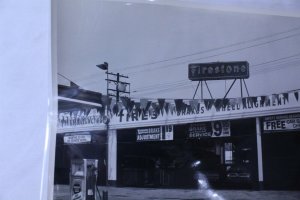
[53,1,300,200]
[3,1,300,200]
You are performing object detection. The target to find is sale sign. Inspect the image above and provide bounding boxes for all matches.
[263,113,300,132]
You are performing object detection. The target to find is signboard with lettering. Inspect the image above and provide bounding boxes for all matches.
[188,121,231,139]
[211,121,231,137]
[263,113,300,133]
[188,61,249,81]
[64,134,92,144]
[58,89,300,132]
[137,125,174,142]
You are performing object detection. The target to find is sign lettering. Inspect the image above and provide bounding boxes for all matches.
[188,61,249,81]
[263,113,300,132]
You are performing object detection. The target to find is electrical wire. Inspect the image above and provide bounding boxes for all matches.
[126,33,300,75]
[117,26,300,72]
[131,53,300,93]
[75,26,300,83]
[131,57,300,98]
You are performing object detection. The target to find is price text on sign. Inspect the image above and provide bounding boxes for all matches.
[188,121,230,138]
[211,121,231,137]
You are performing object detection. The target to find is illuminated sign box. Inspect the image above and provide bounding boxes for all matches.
[188,61,249,81]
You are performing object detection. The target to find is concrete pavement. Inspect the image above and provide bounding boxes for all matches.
[54,185,300,200]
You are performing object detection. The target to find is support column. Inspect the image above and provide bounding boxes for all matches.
[256,117,264,190]
[108,129,117,186]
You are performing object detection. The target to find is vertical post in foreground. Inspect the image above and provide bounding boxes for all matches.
[108,129,117,186]
[256,117,264,190]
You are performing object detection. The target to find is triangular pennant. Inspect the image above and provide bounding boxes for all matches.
[229,98,237,107]
[247,97,253,107]
[214,99,223,111]
[164,102,170,114]
[169,103,176,114]
[260,96,266,106]
[120,96,129,109]
[187,105,193,114]
[152,102,160,115]
[251,97,258,106]
[294,91,299,101]
[112,104,119,115]
[134,102,141,110]
[265,96,271,106]
[282,93,289,103]
[174,99,183,114]
[101,95,109,106]
[140,99,148,110]
[189,99,199,111]
[158,99,165,115]
[271,94,276,104]
[128,100,135,113]
[181,102,188,114]
[204,99,214,110]
[145,101,152,112]
[107,97,112,109]
[223,98,230,107]
[117,102,123,112]
[110,99,116,110]
[237,98,242,106]
[242,98,247,108]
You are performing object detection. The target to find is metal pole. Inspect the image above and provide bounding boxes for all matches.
[223,79,237,99]
[240,79,243,98]
[116,73,120,102]
[204,81,213,99]
[243,79,250,97]
[256,117,264,190]
[106,69,109,187]
[193,81,200,99]
[201,81,203,99]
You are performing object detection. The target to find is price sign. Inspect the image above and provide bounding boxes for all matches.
[211,121,231,137]
[162,125,174,141]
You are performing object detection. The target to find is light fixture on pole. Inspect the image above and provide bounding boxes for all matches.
[96,62,109,104]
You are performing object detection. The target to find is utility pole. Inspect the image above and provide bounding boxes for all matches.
[106,72,130,102]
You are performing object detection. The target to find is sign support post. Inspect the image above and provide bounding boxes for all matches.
[256,117,264,190]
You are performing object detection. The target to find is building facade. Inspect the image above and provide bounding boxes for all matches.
[55,85,300,190]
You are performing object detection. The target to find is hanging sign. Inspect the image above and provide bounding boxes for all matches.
[64,134,92,144]
[188,120,231,139]
[263,113,300,132]
[137,125,174,142]
[188,61,249,81]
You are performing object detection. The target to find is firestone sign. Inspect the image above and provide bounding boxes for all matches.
[188,61,249,81]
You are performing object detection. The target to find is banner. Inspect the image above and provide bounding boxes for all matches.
[58,89,300,131]
[263,113,300,132]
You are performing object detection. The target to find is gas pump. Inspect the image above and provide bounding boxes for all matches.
[70,159,98,200]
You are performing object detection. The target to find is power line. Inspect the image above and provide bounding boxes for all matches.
[74,26,300,83]
[132,53,300,93]
[132,57,300,98]
[118,26,300,72]
[127,32,300,75]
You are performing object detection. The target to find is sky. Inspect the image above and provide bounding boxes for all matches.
[57,0,300,100]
